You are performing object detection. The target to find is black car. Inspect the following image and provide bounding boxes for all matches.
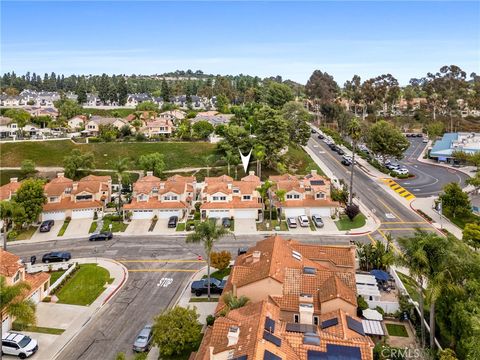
[191,278,226,296]
[168,216,178,228]
[317,134,325,140]
[341,159,351,166]
[42,252,71,263]
[331,145,339,152]
[328,143,336,150]
[336,148,345,155]
[237,247,248,256]
[39,220,54,233]
[311,129,316,134]
[221,217,231,228]
[89,232,113,241]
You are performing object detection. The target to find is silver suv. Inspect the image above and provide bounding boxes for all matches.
[2,332,38,359]
[133,324,153,352]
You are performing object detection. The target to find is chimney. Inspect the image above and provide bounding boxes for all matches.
[146,171,153,177]
[10,177,18,183]
[227,326,240,346]
[300,180,304,188]
[72,182,78,191]
[57,172,64,178]
[311,169,317,176]
[252,251,261,263]
[249,171,255,176]
[299,303,314,325]
[160,182,165,189]
[227,182,232,189]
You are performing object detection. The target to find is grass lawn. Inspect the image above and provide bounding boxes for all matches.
[0,169,24,185]
[57,220,70,236]
[176,222,186,231]
[335,214,366,231]
[49,270,66,284]
[12,226,37,241]
[386,323,409,337]
[202,267,231,281]
[101,217,128,232]
[56,264,112,306]
[89,221,98,233]
[189,297,219,303]
[443,210,480,229]
[12,322,65,335]
[0,140,217,171]
[397,272,425,305]
[284,144,325,176]
[256,220,289,231]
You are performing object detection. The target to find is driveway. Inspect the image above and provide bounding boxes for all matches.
[125,219,151,234]
[318,216,338,232]
[31,222,63,241]
[63,218,93,238]
[234,219,257,234]
[153,218,176,234]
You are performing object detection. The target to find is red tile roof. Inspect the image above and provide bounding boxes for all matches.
[0,249,22,277]
[43,199,103,211]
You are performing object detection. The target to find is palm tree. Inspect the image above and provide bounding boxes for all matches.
[0,201,24,251]
[253,144,266,179]
[274,189,287,227]
[0,276,36,328]
[112,158,131,212]
[257,181,273,224]
[202,155,215,177]
[186,221,230,300]
[222,292,250,310]
[347,118,362,206]
[397,230,432,348]
[225,150,235,177]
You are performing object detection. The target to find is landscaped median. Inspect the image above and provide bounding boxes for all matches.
[335,214,366,231]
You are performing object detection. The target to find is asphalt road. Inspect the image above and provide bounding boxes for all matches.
[395,137,469,197]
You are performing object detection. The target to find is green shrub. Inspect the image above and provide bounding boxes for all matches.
[206,315,216,326]
[43,296,51,303]
[88,137,101,143]
[357,296,368,310]
[7,230,18,240]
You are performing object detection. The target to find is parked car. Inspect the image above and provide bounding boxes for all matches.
[39,220,54,233]
[416,133,423,137]
[41,252,71,263]
[328,143,337,150]
[311,215,324,228]
[168,216,178,228]
[336,148,345,155]
[2,332,38,359]
[222,217,231,228]
[287,217,297,228]
[191,278,226,296]
[311,129,316,134]
[237,247,248,256]
[422,137,429,143]
[317,134,325,140]
[298,215,309,227]
[393,168,409,175]
[386,163,400,170]
[132,325,153,352]
[341,158,351,166]
[89,232,113,241]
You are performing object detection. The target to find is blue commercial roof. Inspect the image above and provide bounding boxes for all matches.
[430,133,458,158]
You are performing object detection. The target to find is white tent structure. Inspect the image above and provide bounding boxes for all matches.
[362,308,383,321]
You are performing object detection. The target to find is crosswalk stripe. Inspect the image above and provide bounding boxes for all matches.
[382,178,416,201]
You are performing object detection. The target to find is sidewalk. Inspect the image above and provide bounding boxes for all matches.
[410,197,463,239]
[25,257,128,360]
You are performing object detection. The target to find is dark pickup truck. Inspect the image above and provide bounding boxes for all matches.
[191,278,226,296]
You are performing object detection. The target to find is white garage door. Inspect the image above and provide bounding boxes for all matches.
[71,209,95,219]
[158,209,182,219]
[284,208,306,218]
[29,290,41,304]
[42,211,66,221]
[2,316,11,334]
[235,209,258,219]
[208,210,229,218]
[132,210,154,219]
[310,207,331,217]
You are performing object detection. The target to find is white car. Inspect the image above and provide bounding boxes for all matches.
[422,137,429,143]
[298,215,309,227]
[2,332,38,359]
[287,217,297,228]
[393,168,409,175]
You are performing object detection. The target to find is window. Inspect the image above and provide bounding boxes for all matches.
[76,194,93,201]
[233,189,240,194]
[152,187,158,193]
[13,271,21,283]
[213,196,219,201]
[49,197,58,202]
[316,192,325,199]
[139,194,148,201]
[294,314,299,323]
[287,194,300,199]
[313,316,319,326]
[287,194,293,199]
[243,195,251,200]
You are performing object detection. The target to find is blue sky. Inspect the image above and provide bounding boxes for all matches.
[2,1,479,85]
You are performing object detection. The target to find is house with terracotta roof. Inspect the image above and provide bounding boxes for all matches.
[192,235,374,360]
[199,172,262,220]
[84,116,129,135]
[140,117,175,137]
[269,170,338,218]
[67,115,88,130]
[1,249,50,333]
[123,173,195,220]
[0,178,22,201]
[41,173,112,221]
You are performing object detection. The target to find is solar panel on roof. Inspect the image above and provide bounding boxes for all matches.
[264,350,282,360]
[232,356,248,360]
[307,344,362,359]
[321,318,339,329]
[263,330,282,347]
[346,316,365,336]
[303,334,321,346]
[310,180,325,185]
[265,317,275,333]
[286,323,317,333]
[303,266,316,275]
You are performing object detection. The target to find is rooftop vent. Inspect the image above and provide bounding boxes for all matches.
[227,326,240,346]
[292,251,302,261]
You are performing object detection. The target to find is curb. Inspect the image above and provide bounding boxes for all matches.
[409,200,451,238]
[102,259,129,305]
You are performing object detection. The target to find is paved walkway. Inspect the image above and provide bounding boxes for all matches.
[24,258,128,360]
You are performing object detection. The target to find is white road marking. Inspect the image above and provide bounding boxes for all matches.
[157,278,173,287]
[385,213,396,219]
